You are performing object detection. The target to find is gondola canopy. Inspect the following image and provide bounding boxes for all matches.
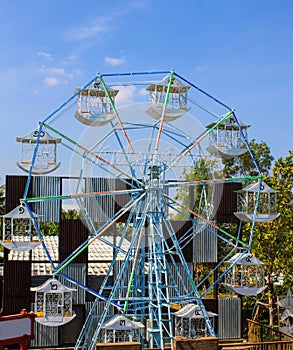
[31,278,76,327]
[234,181,280,223]
[146,74,190,121]
[16,129,61,174]
[74,80,119,126]
[1,204,40,251]
[206,114,249,159]
[222,252,267,296]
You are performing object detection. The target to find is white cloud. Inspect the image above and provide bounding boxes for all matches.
[65,9,129,42]
[39,66,65,76]
[68,22,110,41]
[115,85,136,105]
[67,54,78,61]
[44,77,60,86]
[38,65,81,87]
[66,69,82,80]
[65,2,150,45]
[105,56,125,66]
[37,51,53,60]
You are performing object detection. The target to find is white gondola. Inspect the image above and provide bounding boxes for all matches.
[278,288,293,334]
[99,314,144,343]
[74,80,119,126]
[206,115,249,159]
[174,303,217,338]
[222,252,267,296]
[31,278,76,327]
[146,74,190,121]
[16,129,61,174]
[234,181,280,223]
[1,204,40,251]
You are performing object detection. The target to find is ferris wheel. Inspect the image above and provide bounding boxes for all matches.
[4,69,279,349]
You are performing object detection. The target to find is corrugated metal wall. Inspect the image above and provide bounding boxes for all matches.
[218,297,241,339]
[84,177,138,224]
[32,176,61,222]
[60,264,87,304]
[30,318,59,348]
[84,177,116,222]
[169,262,194,297]
[193,223,217,263]
[5,175,61,218]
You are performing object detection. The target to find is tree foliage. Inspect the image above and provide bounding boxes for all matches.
[230,150,292,329]
[245,150,293,325]
[40,221,59,236]
[61,208,80,220]
[173,157,221,220]
[222,139,274,177]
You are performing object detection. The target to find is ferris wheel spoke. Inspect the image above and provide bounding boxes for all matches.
[160,122,199,157]
[164,110,235,173]
[23,200,56,268]
[166,200,239,252]
[165,175,262,189]
[87,117,144,180]
[162,215,216,337]
[58,271,124,309]
[97,204,144,292]
[164,193,250,249]
[42,122,144,186]
[197,247,240,294]
[25,187,143,203]
[99,75,135,153]
[53,192,146,275]
[109,121,142,179]
[154,70,174,152]
[160,220,193,297]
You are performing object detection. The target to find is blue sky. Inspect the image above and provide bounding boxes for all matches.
[1,0,293,183]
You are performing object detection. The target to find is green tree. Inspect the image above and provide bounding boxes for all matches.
[222,139,274,177]
[61,208,80,219]
[40,221,59,236]
[247,150,293,327]
[173,157,221,219]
